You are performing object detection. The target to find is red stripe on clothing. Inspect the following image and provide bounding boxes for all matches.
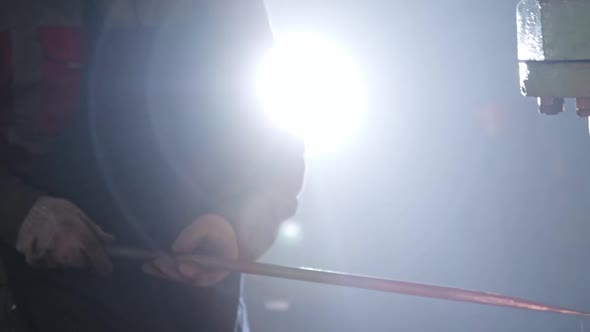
[38,27,83,135]
[0,31,13,132]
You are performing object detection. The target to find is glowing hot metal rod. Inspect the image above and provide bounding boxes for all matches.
[106,246,590,318]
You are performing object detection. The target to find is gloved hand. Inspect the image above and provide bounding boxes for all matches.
[142,214,238,287]
[16,196,114,274]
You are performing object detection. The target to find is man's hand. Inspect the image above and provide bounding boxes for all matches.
[16,196,114,274]
[142,214,239,287]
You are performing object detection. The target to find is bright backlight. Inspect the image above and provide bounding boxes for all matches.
[256,32,366,152]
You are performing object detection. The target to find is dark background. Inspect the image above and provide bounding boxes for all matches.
[245,0,590,331]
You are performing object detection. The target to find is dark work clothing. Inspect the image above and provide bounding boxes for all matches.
[3,253,246,332]
[0,1,304,331]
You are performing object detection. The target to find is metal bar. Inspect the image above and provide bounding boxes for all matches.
[106,246,590,318]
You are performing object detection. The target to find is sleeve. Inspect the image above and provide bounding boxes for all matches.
[225,131,305,261]
[220,0,306,261]
[0,163,41,246]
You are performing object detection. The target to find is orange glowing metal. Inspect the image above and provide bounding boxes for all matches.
[106,246,590,318]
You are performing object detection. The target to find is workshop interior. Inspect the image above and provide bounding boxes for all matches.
[1,0,590,331]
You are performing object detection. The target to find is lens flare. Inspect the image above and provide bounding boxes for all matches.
[256,32,366,153]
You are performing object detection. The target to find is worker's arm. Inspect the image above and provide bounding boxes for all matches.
[143,132,305,286]
[182,0,302,262]
[0,166,42,245]
[0,147,113,273]
[226,0,306,261]
[143,0,304,285]
[228,131,305,261]
[0,164,113,272]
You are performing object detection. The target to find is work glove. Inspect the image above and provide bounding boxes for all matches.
[16,196,114,274]
[142,214,239,287]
